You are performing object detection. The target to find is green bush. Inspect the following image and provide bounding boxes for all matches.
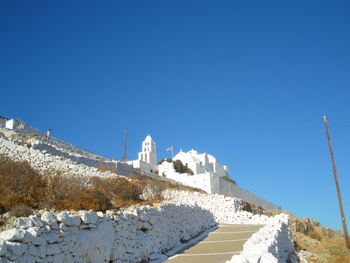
[158,158,172,165]
[173,160,194,175]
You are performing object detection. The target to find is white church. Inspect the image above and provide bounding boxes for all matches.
[128,135,233,194]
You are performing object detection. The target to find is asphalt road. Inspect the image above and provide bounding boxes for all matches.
[165,224,263,263]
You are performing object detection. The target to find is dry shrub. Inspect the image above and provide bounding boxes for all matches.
[43,174,89,208]
[92,177,142,207]
[58,190,111,212]
[0,156,46,209]
[130,173,205,202]
[130,174,166,202]
[97,165,118,174]
[8,205,34,217]
[0,194,33,211]
[0,156,204,213]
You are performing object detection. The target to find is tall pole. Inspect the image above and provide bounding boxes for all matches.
[323,116,350,249]
[123,128,128,162]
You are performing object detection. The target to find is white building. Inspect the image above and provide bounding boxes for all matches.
[2,118,41,135]
[158,149,231,194]
[128,135,158,174]
[172,149,229,177]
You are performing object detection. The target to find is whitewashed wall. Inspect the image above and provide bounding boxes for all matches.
[0,190,296,263]
[217,178,280,210]
[0,204,215,263]
[159,161,279,210]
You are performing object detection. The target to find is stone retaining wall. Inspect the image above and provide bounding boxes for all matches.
[0,190,296,263]
[228,213,297,263]
[0,203,215,263]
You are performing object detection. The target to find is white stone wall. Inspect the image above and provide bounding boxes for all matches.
[227,214,297,263]
[0,204,215,263]
[158,162,213,194]
[158,161,279,210]
[217,178,280,210]
[0,190,296,263]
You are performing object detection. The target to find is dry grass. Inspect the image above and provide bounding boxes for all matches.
[0,156,147,213]
[97,165,119,174]
[90,176,142,207]
[0,156,46,210]
[294,225,350,263]
[0,156,203,215]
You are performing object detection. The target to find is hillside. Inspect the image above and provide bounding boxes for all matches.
[0,125,349,262]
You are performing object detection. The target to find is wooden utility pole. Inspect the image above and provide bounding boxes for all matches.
[123,128,128,162]
[323,115,350,249]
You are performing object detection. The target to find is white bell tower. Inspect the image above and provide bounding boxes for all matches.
[138,134,157,169]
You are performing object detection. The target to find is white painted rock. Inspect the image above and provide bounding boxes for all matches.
[46,244,61,256]
[26,227,43,237]
[41,211,57,226]
[79,211,98,224]
[6,241,27,256]
[0,229,26,242]
[76,221,114,263]
[14,217,34,229]
[24,233,46,245]
[57,212,81,226]
[28,244,46,258]
[0,239,7,256]
[42,232,60,244]
[29,215,44,227]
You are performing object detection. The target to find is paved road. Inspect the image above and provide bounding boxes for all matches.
[165,224,263,263]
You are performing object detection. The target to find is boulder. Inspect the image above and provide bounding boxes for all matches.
[14,218,34,229]
[57,212,81,226]
[41,211,57,226]
[6,241,27,256]
[79,211,97,224]
[29,215,44,227]
[0,229,26,242]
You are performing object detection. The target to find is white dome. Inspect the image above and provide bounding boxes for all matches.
[144,134,153,142]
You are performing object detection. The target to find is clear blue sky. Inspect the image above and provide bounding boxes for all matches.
[1,0,349,231]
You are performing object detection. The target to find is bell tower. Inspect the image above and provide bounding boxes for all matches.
[138,134,157,169]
